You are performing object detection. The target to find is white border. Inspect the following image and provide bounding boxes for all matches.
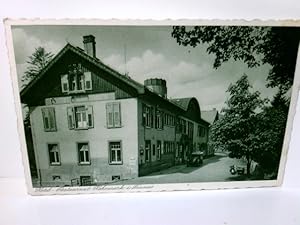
[4,19,300,195]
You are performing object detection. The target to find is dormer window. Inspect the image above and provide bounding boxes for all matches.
[61,64,92,93]
[69,74,76,91]
[77,73,84,90]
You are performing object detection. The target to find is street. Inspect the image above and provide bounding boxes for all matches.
[115,152,248,185]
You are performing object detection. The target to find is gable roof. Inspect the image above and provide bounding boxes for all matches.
[20,43,145,102]
[20,42,208,126]
[201,109,219,124]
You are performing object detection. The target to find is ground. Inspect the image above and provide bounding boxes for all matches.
[32,152,252,187]
[115,152,249,185]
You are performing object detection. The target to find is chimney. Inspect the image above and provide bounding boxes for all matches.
[144,78,167,98]
[83,35,96,57]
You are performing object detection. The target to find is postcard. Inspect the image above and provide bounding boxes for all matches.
[4,19,300,195]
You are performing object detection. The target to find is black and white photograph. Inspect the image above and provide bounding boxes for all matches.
[5,21,300,194]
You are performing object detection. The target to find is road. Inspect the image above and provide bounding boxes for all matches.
[115,152,247,185]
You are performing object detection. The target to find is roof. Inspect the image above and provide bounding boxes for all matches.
[170,98,194,111]
[20,42,208,126]
[201,109,219,124]
[171,98,209,125]
[20,43,145,99]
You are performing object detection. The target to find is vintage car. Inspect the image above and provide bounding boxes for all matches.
[187,151,204,167]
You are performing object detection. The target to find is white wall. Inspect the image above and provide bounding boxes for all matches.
[30,94,139,184]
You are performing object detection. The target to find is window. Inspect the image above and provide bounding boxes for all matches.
[163,141,175,154]
[48,144,60,165]
[75,106,87,128]
[106,102,122,128]
[197,125,201,137]
[157,141,161,160]
[78,143,90,165]
[152,144,156,156]
[42,107,57,132]
[77,73,84,90]
[144,105,152,127]
[172,116,175,126]
[176,142,179,157]
[145,140,151,162]
[155,109,163,129]
[84,72,92,90]
[112,175,121,181]
[61,74,69,92]
[71,178,80,186]
[188,122,194,138]
[67,106,93,130]
[176,118,182,133]
[69,74,76,91]
[177,119,187,134]
[164,113,175,127]
[164,141,168,154]
[202,127,206,137]
[61,64,92,93]
[197,125,206,137]
[109,141,122,164]
[80,176,92,186]
[52,175,61,180]
[142,105,156,128]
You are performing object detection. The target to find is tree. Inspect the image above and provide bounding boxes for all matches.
[171,26,300,92]
[22,46,54,86]
[21,47,53,178]
[210,74,266,176]
[252,90,289,176]
[22,47,53,124]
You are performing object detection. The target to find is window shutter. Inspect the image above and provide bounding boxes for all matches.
[41,108,49,130]
[67,107,75,129]
[61,74,69,93]
[42,108,57,131]
[87,105,94,128]
[48,107,57,131]
[84,72,92,90]
[113,102,121,127]
[106,103,113,128]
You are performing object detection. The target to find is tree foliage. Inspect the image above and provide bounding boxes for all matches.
[22,47,54,86]
[172,26,300,91]
[22,47,53,124]
[210,74,266,175]
[252,91,289,175]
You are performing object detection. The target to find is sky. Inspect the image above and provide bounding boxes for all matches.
[11,25,278,111]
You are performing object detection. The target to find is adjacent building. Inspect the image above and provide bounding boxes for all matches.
[21,35,209,187]
[201,108,220,157]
